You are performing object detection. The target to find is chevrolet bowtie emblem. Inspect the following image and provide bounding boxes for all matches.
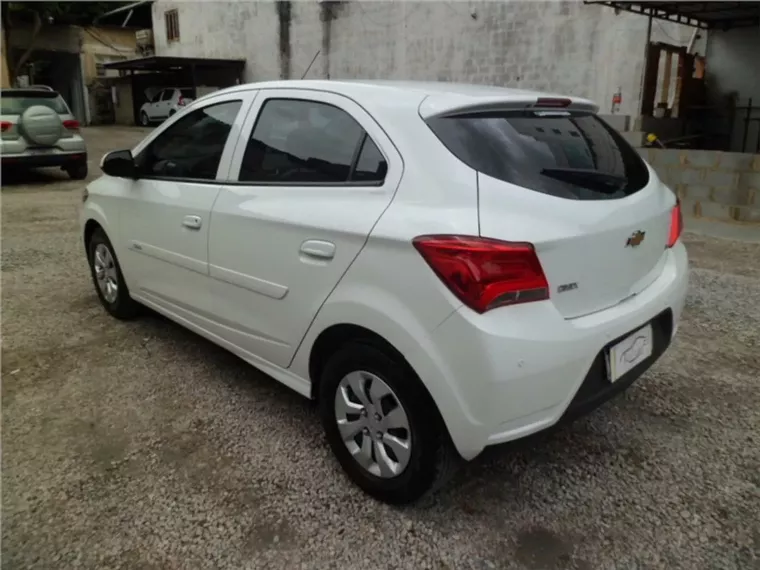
[626,230,646,247]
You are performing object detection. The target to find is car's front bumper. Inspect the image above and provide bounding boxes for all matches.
[427,242,689,460]
[2,150,87,169]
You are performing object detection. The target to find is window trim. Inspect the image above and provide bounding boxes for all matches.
[229,97,389,188]
[134,98,244,184]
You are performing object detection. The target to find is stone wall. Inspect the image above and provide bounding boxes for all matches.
[640,149,760,223]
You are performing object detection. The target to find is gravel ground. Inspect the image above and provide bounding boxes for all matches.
[2,127,759,570]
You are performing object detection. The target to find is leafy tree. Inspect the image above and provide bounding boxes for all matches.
[2,2,127,84]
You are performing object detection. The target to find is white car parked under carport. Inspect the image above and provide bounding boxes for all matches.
[139,87,194,125]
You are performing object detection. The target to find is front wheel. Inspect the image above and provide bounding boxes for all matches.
[87,228,140,320]
[319,341,459,504]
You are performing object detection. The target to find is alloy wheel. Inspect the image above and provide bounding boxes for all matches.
[334,370,412,478]
[93,243,119,303]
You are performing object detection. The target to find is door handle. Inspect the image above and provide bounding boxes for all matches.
[300,240,335,260]
[182,215,202,230]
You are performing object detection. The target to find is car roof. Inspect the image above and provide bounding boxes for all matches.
[207,79,599,117]
[1,88,63,97]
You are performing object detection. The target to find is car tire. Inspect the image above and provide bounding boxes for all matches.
[66,162,88,180]
[140,112,150,126]
[319,340,459,504]
[87,228,140,320]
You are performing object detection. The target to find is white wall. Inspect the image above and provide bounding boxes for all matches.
[152,0,698,117]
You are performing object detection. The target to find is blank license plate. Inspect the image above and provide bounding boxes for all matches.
[606,324,653,382]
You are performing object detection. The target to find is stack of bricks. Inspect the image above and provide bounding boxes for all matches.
[639,149,760,224]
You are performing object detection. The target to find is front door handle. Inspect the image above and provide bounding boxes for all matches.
[182,215,202,230]
[300,240,335,260]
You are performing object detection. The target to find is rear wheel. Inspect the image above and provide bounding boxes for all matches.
[87,228,139,320]
[66,161,88,180]
[319,341,459,504]
[140,112,150,126]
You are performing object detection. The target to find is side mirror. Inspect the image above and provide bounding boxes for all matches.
[101,149,137,179]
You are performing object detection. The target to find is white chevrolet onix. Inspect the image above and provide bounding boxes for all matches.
[81,80,688,504]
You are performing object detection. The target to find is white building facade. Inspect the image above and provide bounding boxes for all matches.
[151,0,699,118]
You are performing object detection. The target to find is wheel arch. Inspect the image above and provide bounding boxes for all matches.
[309,323,401,400]
[291,290,484,460]
[83,218,103,250]
[307,322,452,443]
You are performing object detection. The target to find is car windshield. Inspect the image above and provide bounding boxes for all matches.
[426,110,649,200]
[0,90,69,115]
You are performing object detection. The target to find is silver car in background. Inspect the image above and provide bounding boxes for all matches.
[1,88,88,180]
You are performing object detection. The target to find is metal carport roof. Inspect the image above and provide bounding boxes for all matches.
[103,55,246,73]
[585,1,760,29]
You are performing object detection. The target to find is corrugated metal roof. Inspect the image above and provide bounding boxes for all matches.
[586,1,760,29]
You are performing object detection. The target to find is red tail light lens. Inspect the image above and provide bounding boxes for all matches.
[178,96,185,106]
[534,97,571,108]
[0,121,12,132]
[667,201,683,248]
[63,119,80,131]
[413,235,550,313]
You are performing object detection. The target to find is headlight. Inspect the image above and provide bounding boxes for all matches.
[82,187,89,202]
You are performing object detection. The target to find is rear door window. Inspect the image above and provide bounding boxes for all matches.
[426,111,649,200]
[0,90,70,115]
[238,98,385,184]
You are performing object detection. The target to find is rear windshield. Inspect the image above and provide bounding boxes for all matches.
[0,90,69,115]
[426,111,649,200]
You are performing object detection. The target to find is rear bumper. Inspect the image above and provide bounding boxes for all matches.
[2,151,87,168]
[426,242,689,460]
[557,308,672,425]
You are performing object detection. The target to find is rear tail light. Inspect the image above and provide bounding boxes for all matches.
[178,96,185,106]
[0,121,12,132]
[63,119,80,131]
[667,200,683,248]
[413,235,550,313]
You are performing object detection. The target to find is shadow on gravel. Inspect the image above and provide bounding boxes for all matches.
[1,167,72,187]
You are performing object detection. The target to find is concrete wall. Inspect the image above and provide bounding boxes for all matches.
[80,26,138,125]
[152,0,698,117]
[641,149,760,224]
[1,51,9,88]
[706,26,760,153]
[706,26,760,104]
[80,26,138,83]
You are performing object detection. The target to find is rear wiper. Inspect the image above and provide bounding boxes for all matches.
[540,168,628,193]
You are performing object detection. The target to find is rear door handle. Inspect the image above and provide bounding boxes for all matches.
[300,240,335,260]
[182,215,202,230]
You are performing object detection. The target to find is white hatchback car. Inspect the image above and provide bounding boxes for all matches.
[139,87,194,125]
[81,80,688,504]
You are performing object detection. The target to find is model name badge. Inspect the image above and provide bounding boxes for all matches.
[557,282,578,293]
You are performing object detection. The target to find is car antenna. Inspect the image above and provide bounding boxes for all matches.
[301,50,321,80]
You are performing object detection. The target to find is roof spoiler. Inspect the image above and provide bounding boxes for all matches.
[420,95,599,119]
